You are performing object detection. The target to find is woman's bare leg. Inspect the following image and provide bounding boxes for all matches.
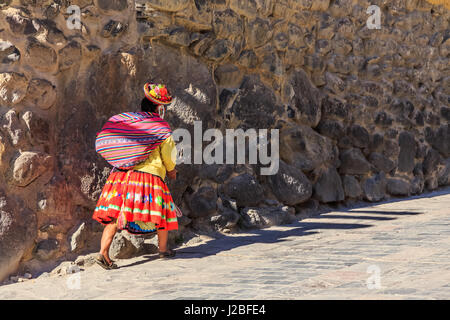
[99,223,117,264]
[157,229,168,253]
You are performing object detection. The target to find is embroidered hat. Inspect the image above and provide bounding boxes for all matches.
[143,83,173,105]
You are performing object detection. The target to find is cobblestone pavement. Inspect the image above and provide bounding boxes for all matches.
[1,188,449,300]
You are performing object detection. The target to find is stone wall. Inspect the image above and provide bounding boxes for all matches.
[0,0,449,282]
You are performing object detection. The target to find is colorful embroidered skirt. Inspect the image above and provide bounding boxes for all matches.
[92,170,178,234]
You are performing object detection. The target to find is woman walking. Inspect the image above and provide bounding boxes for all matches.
[92,83,179,269]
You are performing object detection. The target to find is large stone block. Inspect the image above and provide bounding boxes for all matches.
[12,152,52,187]
[245,17,272,48]
[347,124,370,149]
[25,38,57,72]
[425,125,450,158]
[369,152,396,173]
[189,186,218,218]
[398,131,417,173]
[225,75,283,129]
[223,173,265,207]
[316,119,345,141]
[268,160,312,206]
[386,178,411,196]
[109,232,146,259]
[339,148,371,175]
[213,9,243,38]
[314,167,345,203]
[0,191,37,282]
[24,78,56,110]
[282,70,323,128]
[362,173,387,202]
[0,72,28,105]
[343,175,362,198]
[280,124,337,172]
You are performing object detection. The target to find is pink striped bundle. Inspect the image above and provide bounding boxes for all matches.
[95,112,172,169]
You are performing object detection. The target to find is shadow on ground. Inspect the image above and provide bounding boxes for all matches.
[117,187,450,269]
[119,221,377,268]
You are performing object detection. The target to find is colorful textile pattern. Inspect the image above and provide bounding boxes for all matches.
[92,170,178,235]
[118,217,158,235]
[95,112,172,170]
[143,83,173,105]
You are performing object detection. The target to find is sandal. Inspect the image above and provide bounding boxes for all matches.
[95,254,119,270]
[159,249,176,259]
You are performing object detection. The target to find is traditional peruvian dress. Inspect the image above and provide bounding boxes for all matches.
[92,112,178,234]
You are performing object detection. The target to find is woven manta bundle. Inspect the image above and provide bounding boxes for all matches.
[95,112,172,170]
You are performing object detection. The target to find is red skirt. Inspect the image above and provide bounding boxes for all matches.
[92,170,178,234]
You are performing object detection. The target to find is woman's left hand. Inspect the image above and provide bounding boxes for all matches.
[167,169,177,180]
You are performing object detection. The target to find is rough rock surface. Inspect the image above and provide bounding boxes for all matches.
[0,0,449,281]
[109,232,147,260]
[0,190,37,282]
[314,167,345,203]
[268,160,313,206]
[240,206,295,229]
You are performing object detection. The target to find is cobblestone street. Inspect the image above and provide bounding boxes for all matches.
[1,188,449,300]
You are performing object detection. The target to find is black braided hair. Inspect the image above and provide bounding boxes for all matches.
[140,97,159,113]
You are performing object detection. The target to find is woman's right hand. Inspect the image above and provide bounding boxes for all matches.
[167,169,177,180]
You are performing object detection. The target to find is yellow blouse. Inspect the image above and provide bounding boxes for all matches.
[133,136,176,180]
